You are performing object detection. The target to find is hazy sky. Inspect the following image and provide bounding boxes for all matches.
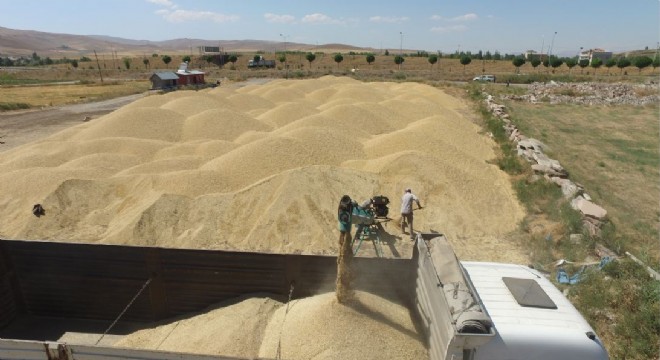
[1,0,658,55]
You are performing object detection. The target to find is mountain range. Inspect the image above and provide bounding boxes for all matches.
[0,26,366,57]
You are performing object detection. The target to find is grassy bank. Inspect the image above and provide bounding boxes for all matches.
[0,80,149,108]
[467,83,659,359]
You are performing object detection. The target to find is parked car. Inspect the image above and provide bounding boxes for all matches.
[473,75,496,82]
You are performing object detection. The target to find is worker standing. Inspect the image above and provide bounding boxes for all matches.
[400,188,422,240]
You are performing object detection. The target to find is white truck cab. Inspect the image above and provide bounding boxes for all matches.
[462,261,609,360]
[414,233,608,360]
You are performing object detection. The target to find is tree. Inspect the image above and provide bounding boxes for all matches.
[590,58,602,74]
[384,49,389,56]
[278,54,286,64]
[633,56,653,74]
[549,57,563,73]
[333,53,343,68]
[512,57,525,74]
[228,55,238,65]
[253,55,262,63]
[143,58,150,69]
[182,55,191,63]
[162,55,172,68]
[428,54,438,70]
[531,58,541,71]
[394,55,405,70]
[565,58,577,74]
[617,57,631,74]
[493,51,501,61]
[305,52,316,69]
[578,59,589,74]
[459,55,471,73]
[71,59,78,69]
[605,58,617,75]
[366,54,375,65]
[123,57,131,70]
[204,55,214,68]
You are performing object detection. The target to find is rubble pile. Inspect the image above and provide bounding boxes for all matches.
[485,94,609,237]
[503,81,659,106]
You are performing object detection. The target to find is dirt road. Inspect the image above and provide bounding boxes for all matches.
[0,93,146,151]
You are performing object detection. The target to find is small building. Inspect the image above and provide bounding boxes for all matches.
[150,72,179,89]
[175,62,205,86]
[149,63,205,90]
[579,48,613,64]
[524,50,547,61]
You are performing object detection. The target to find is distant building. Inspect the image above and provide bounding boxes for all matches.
[149,72,179,89]
[198,46,222,54]
[579,48,613,64]
[175,62,205,86]
[149,62,205,89]
[524,50,547,61]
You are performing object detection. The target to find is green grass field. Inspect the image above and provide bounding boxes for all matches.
[472,84,659,359]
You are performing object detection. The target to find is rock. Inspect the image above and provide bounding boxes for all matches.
[532,152,553,167]
[569,234,583,244]
[573,197,608,220]
[583,220,601,237]
[531,164,565,177]
[570,196,583,211]
[509,129,519,141]
[560,179,579,198]
[518,138,547,152]
[582,193,592,201]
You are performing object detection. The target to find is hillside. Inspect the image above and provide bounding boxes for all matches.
[0,26,371,57]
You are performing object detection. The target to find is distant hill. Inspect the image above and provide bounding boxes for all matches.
[0,26,372,57]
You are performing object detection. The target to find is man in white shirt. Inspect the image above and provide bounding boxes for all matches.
[400,188,422,240]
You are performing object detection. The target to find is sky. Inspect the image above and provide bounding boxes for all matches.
[1,0,658,55]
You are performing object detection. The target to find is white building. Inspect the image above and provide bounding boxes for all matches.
[578,48,613,64]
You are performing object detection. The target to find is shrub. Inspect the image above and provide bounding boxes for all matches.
[0,102,31,111]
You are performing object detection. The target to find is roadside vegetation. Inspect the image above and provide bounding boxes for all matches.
[468,83,659,359]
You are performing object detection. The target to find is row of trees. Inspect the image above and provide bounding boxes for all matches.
[276,51,658,74]
[3,51,658,75]
[508,55,659,74]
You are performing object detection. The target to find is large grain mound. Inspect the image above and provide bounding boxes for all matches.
[0,76,527,262]
[115,291,427,359]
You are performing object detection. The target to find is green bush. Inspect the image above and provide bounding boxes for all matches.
[0,102,31,111]
[393,72,406,80]
[572,260,660,359]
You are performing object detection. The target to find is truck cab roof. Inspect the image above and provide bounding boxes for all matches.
[461,261,609,360]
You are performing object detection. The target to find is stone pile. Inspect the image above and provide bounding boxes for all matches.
[485,94,608,237]
[503,81,659,106]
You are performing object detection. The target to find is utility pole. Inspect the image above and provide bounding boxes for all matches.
[93,50,104,84]
[399,32,403,55]
[280,34,289,79]
[549,31,557,59]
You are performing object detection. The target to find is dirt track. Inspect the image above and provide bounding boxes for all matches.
[0,93,146,151]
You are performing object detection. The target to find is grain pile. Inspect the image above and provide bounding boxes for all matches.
[115,291,427,359]
[0,76,526,262]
